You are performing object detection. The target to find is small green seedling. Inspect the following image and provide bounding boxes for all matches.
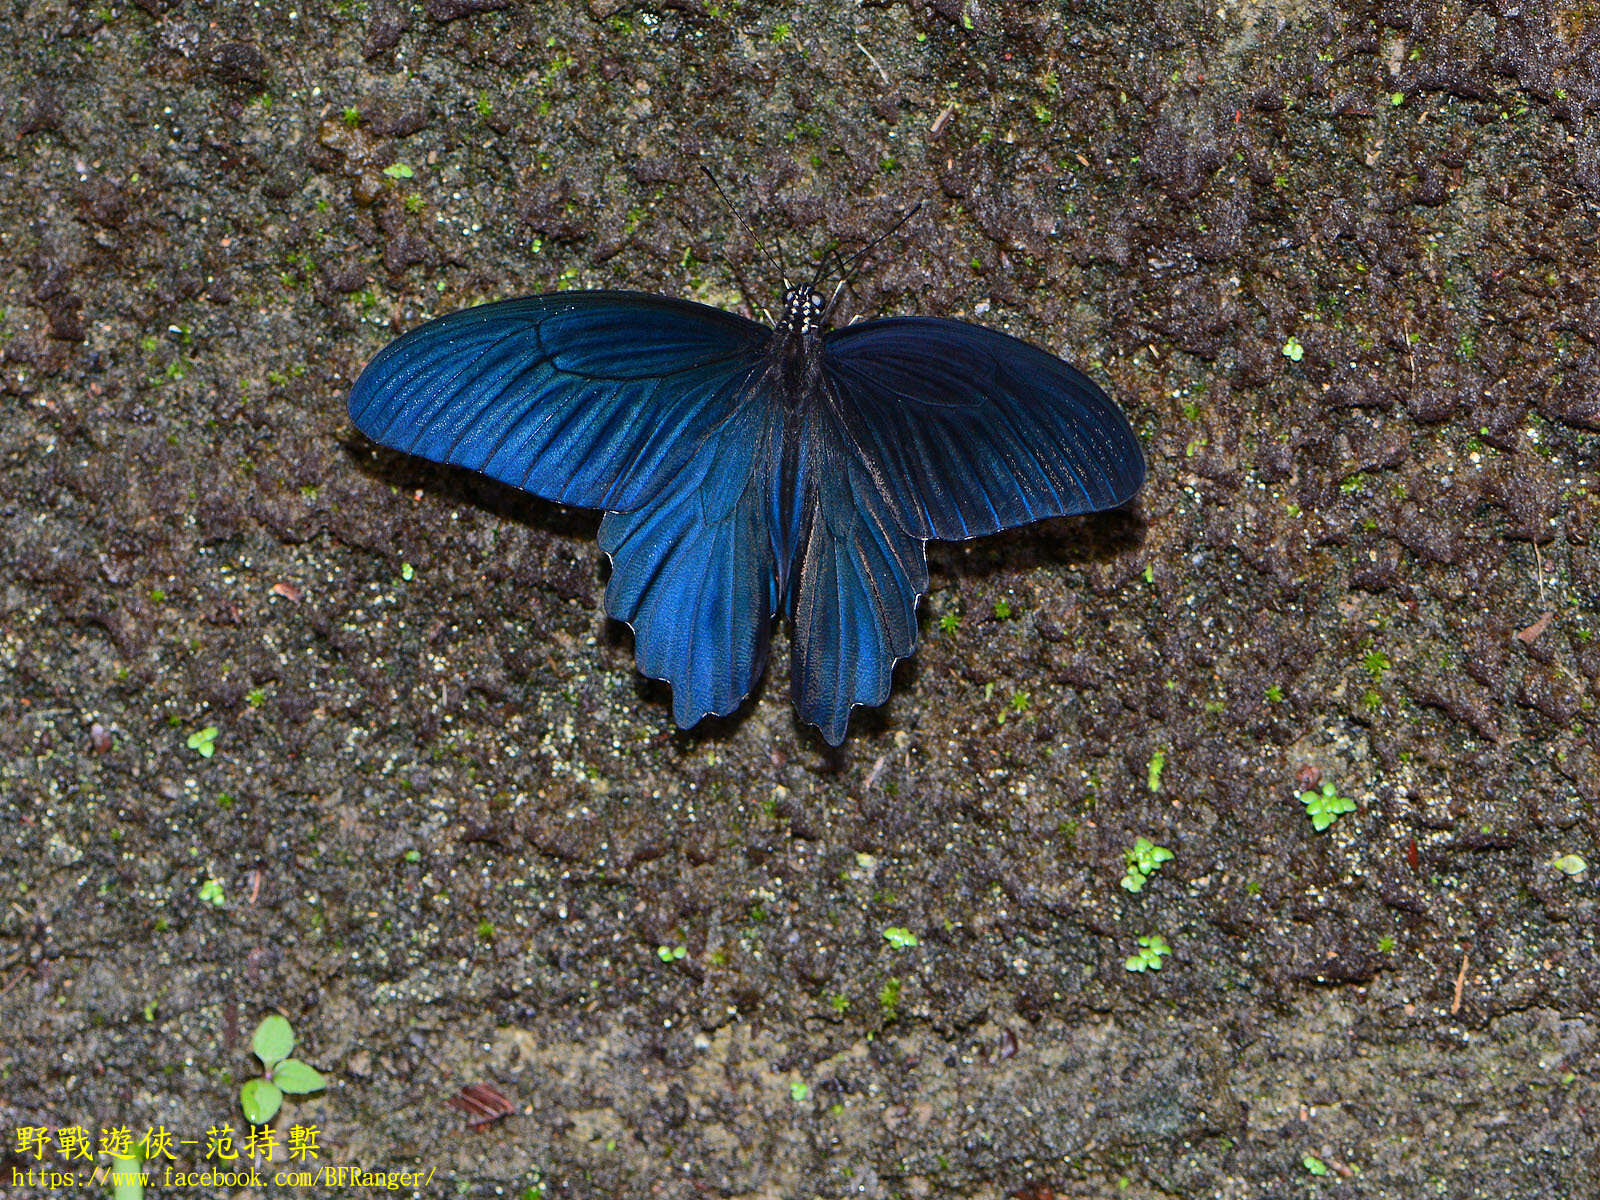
[882,927,918,949]
[198,877,226,907]
[1124,934,1170,972]
[1300,781,1356,831]
[789,1080,810,1103]
[383,162,414,179]
[1146,749,1166,793]
[109,1134,148,1200]
[1551,854,1588,877]
[1303,1154,1329,1176]
[1282,335,1304,362]
[1121,837,1174,893]
[656,944,687,962]
[400,561,414,581]
[240,1015,327,1126]
[186,725,219,758]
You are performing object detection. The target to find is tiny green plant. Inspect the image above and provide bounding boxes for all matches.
[938,610,960,634]
[1146,749,1165,793]
[993,598,1013,619]
[1300,781,1356,831]
[1282,335,1304,362]
[186,725,219,758]
[109,1133,147,1200]
[1124,934,1170,972]
[198,877,226,907]
[789,1079,810,1103]
[877,977,902,1020]
[1551,853,1588,877]
[656,944,687,961]
[383,162,414,179]
[240,1015,327,1126]
[1303,1154,1329,1176]
[882,927,918,949]
[1121,837,1174,893]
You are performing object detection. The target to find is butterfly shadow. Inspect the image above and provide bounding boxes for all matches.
[344,436,604,542]
[923,503,1147,585]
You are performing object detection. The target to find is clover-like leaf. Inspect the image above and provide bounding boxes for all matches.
[240,1077,283,1125]
[252,1014,295,1069]
[272,1058,327,1095]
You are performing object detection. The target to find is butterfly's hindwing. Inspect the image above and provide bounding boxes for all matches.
[787,394,929,745]
[598,389,780,727]
[347,292,768,512]
[822,317,1145,540]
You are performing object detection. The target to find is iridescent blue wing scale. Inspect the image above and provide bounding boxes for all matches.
[820,317,1145,540]
[349,291,781,727]
[347,291,769,512]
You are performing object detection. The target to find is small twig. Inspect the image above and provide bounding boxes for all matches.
[1450,951,1469,1015]
[929,103,956,140]
[1533,541,1546,607]
[447,1082,516,1130]
[855,41,890,87]
[862,754,888,792]
[0,966,30,999]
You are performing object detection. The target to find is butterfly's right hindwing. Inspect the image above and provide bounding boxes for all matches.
[788,397,929,746]
[347,291,769,512]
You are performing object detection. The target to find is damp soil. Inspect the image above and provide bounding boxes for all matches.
[3,2,1599,1198]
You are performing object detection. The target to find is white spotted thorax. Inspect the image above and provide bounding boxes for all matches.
[783,286,826,335]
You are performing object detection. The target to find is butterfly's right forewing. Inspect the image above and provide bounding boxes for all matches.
[821,317,1145,541]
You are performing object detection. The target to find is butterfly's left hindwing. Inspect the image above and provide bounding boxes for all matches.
[599,389,780,728]
[347,292,768,512]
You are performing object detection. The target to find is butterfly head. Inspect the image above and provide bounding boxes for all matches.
[782,286,826,335]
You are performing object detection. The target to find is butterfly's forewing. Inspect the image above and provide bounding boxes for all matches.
[788,406,929,745]
[821,318,1145,540]
[598,390,781,728]
[347,292,768,512]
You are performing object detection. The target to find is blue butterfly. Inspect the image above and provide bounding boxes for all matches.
[348,283,1144,744]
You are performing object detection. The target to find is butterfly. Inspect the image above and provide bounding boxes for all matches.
[347,276,1144,745]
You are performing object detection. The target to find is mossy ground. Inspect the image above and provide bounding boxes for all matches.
[3,2,1598,1197]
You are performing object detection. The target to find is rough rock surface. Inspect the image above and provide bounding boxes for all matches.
[2,2,1597,1197]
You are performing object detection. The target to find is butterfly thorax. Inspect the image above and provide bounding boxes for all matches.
[769,286,826,404]
[781,286,826,335]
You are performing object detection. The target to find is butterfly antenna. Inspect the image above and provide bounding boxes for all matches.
[699,164,789,293]
[819,200,923,319]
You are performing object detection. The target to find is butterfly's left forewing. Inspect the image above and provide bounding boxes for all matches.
[348,291,769,512]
